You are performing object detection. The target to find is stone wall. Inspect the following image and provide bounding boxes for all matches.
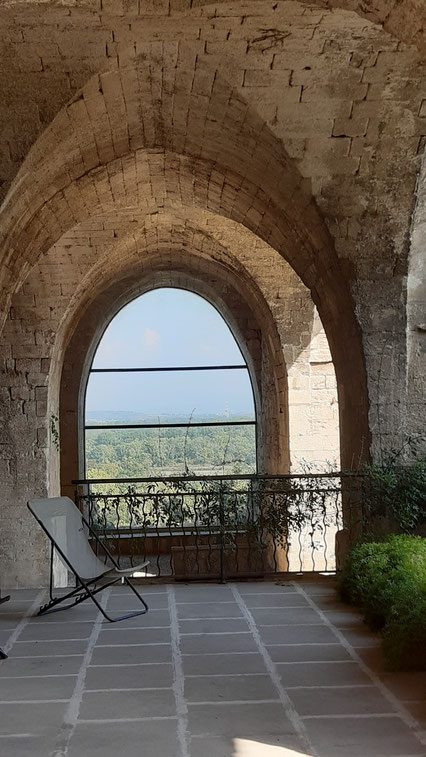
[0,211,340,586]
[0,0,423,587]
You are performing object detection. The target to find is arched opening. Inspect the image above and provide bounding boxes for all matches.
[0,49,370,477]
[59,248,290,503]
[0,41,375,586]
[83,287,257,480]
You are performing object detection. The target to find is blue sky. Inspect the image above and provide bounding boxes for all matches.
[86,288,255,417]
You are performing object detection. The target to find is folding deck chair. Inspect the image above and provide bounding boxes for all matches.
[28,496,149,622]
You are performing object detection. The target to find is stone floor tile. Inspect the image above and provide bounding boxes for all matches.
[277,661,371,687]
[29,608,98,623]
[258,624,336,645]
[20,621,92,640]
[185,673,277,703]
[173,585,235,602]
[98,626,171,645]
[289,685,393,716]
[250,607,320,625]
[91,642,172,665]
[179,618,249,634]
[321,608,364,628]
[181,632,256,655]
[0,603,38,615]
[10,639,88,657]
[243,594,309,608]
[80,687,176,720]
[190,733,308,756]
[295,579,336,595]
[187,701,299,737]
[0,735,56,757]
[110,584,167,593]
[177,602,242,619]
[99,609,170,628]
[2,580,426,757]
[237,583,297,594]
[267,643,352,663]
[0,619,20,632]
[1,655,84,676]
[183,652,267,676]
[2,590,41,599]
[304,715,424,756]
[68,719,179,757]
[85,662,174,690]
[0,673,77,701]
[0,701,67,736]
[106,593,168,610]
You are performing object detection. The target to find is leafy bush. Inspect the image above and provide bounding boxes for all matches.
[361,443,426,535]
[338,535,426,670]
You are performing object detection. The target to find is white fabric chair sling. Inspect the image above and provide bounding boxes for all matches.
[28,496,149,622]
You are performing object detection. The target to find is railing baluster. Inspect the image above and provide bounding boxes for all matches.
[75,472,366,581]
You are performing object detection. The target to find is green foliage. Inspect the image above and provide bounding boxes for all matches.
[338,535,426,670]
[85,420,256,479]
[361,442,426,535]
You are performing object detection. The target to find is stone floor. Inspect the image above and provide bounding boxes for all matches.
[0,578,426,757]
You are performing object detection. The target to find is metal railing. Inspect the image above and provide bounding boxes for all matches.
[73,473,366,581]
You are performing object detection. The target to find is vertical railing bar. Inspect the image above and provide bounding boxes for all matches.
[154,491,161,578]
[75,473,365,581]
[193,491,201,577]
[219,482,226,583]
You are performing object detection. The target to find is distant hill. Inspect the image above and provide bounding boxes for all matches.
[85,410,255,425]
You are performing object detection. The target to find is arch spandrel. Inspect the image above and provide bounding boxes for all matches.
[1,1,424,58]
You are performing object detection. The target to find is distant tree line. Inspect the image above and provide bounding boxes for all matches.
[85,420,256,479]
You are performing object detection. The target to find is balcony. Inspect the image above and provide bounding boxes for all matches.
[74,473,366,580]
[1,578,425,757]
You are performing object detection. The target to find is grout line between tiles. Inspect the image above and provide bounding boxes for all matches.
[167,586,190,757]
[188,698,281,706]
[0,698,69,704]
[89,661,172,668]
[180,631,250,636]
[95,642,171,648]
[294,582,426,747]
[300,713,403,720]
[0,673,78,680]
[3,591,46,655]
[84,686,170,693]
[49,587,111,757]
[231,583,319,757]
[78,715,178,724]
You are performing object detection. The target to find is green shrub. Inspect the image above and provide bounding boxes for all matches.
[338,535,426,670]
[361,445,426,535]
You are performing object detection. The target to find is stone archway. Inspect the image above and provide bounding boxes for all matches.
[0,47,369,471]
[58,248,291,500]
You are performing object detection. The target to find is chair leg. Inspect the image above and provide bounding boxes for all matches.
[122,575,149,613]
[37,578,119,617]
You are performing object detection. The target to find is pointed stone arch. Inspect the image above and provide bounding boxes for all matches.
[0,45,370,467]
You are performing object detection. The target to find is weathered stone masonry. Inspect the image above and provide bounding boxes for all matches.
[0,0,424,586]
